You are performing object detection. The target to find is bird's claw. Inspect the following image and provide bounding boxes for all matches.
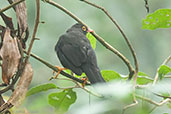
[50,66,67,81]
[81,77,87,88]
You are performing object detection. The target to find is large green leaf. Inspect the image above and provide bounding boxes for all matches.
[86,32,96,49]
[158,65,171,80]
[48,88,77,112]
[26,83,58,97]
[142,9,171,30]
[101,70,122,81]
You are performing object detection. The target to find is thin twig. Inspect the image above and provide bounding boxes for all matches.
[24,0,40,65]
[153,55,171,85]
[136,94,171,106]
[58,85,79,90]
[75,81,104,98]
[42,0,135,81]
[24,51,91,85]
[122,101,138,114]
[81,0,138,112]
[0,0,24,13]
[144,0,149,13]
[7,0,16,11]
[164,75,171,78]
[81,0,138,80]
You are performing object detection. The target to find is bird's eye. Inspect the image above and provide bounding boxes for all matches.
[82,26,87,31]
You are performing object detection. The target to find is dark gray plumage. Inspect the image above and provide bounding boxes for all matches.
[55,23,105,84]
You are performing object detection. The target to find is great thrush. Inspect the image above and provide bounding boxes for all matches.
[55,23,105,84]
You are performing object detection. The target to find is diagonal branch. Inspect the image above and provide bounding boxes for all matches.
[0,0,25,13]
[80,0,138,80]
[79,1,139,112]
[24,51,91,85]
[136,94,171,106]
[42,0,135,80]
[24,0,40,65]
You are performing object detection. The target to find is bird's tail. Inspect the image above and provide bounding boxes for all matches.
[82,65,105,84]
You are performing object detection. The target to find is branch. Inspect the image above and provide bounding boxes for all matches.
[144,0,150,13]
[79,0,138,112]
[122,101,138,114]
[0,0,25,13]
[7,0,16,11]
[42,0,135,80]
[24,0,40,65]
[164,75,171,78]
[75,81,104,98]
[136,94,171,106]
[24,51,91,85]
[80,0,138,80]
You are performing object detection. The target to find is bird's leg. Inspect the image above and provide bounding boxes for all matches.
[81,77,88,87]
[50,66,67,80]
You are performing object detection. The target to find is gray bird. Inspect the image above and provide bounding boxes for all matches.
[55,23,105,84]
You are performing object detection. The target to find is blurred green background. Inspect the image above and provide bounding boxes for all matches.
[0,0,171,113]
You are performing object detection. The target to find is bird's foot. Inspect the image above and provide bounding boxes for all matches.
[81,77,87,88]
[49,66,67,80]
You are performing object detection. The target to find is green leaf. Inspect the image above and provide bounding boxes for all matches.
[158,65,171,80]
[64,69,85,78]
[136,72,153,85]
[138,72,149,77]
[86,32,96,49]
[101,70,122,81]
[26,83,57,97]
[142,9,171,30]
[48,89,77,112]
[136,76,153,85]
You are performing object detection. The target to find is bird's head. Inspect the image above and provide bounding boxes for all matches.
[67,23,93,35]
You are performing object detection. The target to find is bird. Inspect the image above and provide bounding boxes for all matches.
[55,23,105,84]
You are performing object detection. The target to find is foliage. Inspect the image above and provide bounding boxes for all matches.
[158,65,171,80]
[48,89,76,113]
[26,83,58,97]
[142,9,171,30]
[101,70,123,81]
[0,0,170,114]
[86,32,96,49]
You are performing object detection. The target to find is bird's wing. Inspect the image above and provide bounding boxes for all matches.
[61,42,88,67]
[58,36,88,67]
